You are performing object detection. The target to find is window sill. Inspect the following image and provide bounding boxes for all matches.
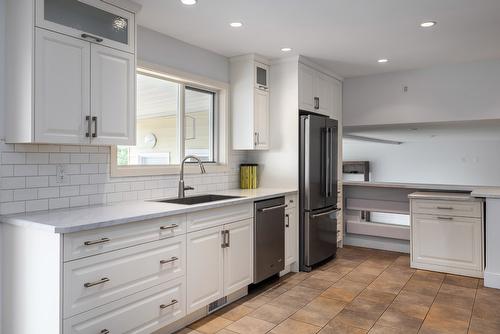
[110,162,230,177]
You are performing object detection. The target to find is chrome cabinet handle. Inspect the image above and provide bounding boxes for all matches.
[160,224,178,230]
[81,33,103,43]
[160,299,178,309]
[100,330,110,334]
[437,206,453,210]
[226,230,230,247]
[285,214,290,228]
[314,97,320,109]
[254,132,260,146]
[221,230,227,248]
[85,115,91,137]
[84,237,110,246]
[258,204,288,212]
[437,216,453,220]
[84,277,110,288]
[311,207,341,219]
[92,116,98,138]
[160,257,179,264]
[258,85,268,90]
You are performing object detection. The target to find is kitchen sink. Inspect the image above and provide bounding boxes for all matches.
[153,194,242,205]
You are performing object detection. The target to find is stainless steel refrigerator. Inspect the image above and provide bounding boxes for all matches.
[299,113,340,272]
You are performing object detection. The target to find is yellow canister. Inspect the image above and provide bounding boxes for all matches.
[240,164,258,189]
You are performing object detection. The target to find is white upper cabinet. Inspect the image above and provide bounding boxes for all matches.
[231,55,271,150]
[299,63,341,120]
[91,44,136,145]
[35,0,135,53]
[35,29,90,144]
[5,0,137,144]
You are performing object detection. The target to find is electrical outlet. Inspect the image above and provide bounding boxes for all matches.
[56,165,66,184]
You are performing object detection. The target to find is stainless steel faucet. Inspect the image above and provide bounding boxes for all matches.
[178,155,206,198]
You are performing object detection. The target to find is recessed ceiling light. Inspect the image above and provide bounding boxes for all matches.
[230,22,243,28]
[420,21,437,28]
[377,59,389,63]
[281,47,292,52]
[180,0,197,5]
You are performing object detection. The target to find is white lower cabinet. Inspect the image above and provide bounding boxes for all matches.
[284,208,298,266]
[63,277,185,334]
[224,219,254,295]
[186,226,225,314]
[410,193,484,278]
[64,235,185,318]
[187,218,253,313]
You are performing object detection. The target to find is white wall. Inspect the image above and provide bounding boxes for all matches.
[343,59,500,127]
[344,139,500,186]
[0,0,5,331]
[138,26,229,83]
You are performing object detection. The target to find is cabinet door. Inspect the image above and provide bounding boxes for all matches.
[299,64,315,112]
[36,0,135,53]
[35,28,90,144]
[314,72,336,118]
[187,226,224,313]
[412,214,483,275]
[90,44,136,145]
[255,62,269,90]
[254,89,270,149]
[285,208,298,266]
[223,219,253,296]
[332,78,342,121]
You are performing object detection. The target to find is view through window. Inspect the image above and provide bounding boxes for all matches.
[117,72,216,166]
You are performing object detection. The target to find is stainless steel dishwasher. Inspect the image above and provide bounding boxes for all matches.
[254,197,286,283]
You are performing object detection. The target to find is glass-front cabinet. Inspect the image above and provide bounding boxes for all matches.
[36,0,135,53]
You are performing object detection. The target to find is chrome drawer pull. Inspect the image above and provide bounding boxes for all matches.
[437,206,453,210]
[81,33,103,43]
[84,277,110,288]
[100,330,110,334]
[160,299,178,309]
[84,237,110,246]
[160,257,179,264]
[437,216,453,220]
[160,224,178,230]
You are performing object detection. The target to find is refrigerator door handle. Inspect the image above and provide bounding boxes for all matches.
[329,127,334,197]
[324,127,330,197]
[311,207,341,219]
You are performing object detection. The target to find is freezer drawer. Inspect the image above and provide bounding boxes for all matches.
[303,207,339,268]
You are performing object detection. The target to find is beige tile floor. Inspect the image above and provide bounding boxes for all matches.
[177,246,500,334]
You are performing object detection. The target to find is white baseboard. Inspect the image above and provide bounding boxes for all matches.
[484,270,500,289]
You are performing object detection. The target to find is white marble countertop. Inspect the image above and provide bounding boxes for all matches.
[0,188,297,234]
[343,181,477,191]
[471,187,500,199]
[408,191,483,202]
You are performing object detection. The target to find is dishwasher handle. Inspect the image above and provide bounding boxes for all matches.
[258,204,288,212]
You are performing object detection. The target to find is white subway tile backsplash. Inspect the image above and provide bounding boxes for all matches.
[26,199,49,212]
[14,165,38,176]
[70,196,89,207]
[1,177,26,190]
[38,187,60,199]
[60,186,80,197]
[1,165,14,177]
[0,143,245,215]
[81,164,99,174]
[14,189,38,201]
[26,176,49,188]
[27,153,49,164]
[49,198,70,210]
[70,153,90,164]
[49,153,70,164]
[2,152,26,164]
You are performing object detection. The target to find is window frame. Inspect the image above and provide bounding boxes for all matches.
[110,61,230,177]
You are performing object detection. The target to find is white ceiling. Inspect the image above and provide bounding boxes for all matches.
[135,0,500,78]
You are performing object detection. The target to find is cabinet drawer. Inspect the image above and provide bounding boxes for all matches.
[411,214,483,275]
[411,199,482,218]
[285,194,297,209]
[63,215,186,261]
[64,235,185,318]
[63,277,185,334]
[187,203,253,232]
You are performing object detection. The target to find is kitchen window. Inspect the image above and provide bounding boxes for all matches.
[111,64,229,176]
